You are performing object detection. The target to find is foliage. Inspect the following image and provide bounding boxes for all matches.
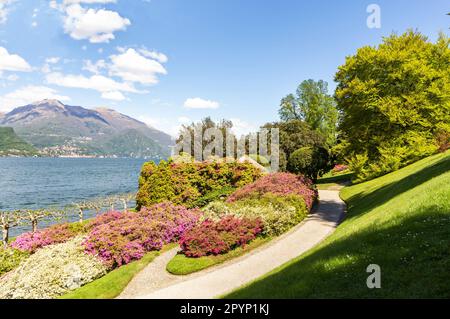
[335,31,450,181]
[279,79,338,146]
[332,164,349,174]
[287,146,331,180]
[136,160,262,209]
[192,186,236,208]
[0,127,38,157]
[179,215,263,257]
[261,120,330,173]
[83,203,200,268]
[226,172,317,210]
[60,244,177,299]
[167,237,270,275]
[227,150,450,298]
[0,247,29,277]
[0,236,108,299]
[11,223,79,253]
[205,193,308,237]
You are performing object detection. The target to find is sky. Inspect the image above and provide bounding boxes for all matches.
[0,0,448,137]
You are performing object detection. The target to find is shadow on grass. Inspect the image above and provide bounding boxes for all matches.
[225,205,450,299]
[317,172,354,184]
[344,156,450,221]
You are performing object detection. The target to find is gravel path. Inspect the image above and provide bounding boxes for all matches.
[120,190,345,299]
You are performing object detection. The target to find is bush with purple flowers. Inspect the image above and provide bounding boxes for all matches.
[83,202,201,268]
[11,223,78,253]
[179,215,263,257]
[226,172,318,209]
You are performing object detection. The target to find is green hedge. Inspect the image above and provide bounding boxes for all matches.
[136,161,263,209]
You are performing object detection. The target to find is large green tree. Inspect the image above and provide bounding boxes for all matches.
[335,30,450,181]
[279,79,338,145]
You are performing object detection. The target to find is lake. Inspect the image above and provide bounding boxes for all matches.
[0,157,157,236]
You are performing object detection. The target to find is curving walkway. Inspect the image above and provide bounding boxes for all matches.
[119,190,345,299]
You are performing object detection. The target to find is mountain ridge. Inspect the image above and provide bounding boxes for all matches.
[0,99,173,158]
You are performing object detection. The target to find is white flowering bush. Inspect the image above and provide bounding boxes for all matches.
[204,193,309,237]
[0,236,107,299]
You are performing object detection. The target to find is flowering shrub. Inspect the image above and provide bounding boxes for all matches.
[205,193,308,237]
[0,248,29,277]
[332,164,349,174]
[0,236,107,299]
[85,211,124,230]
[136,160,262,209]
[11,223,79,253]
[180,215,263,257]
[84,203,201,268]
[227,172,318,209]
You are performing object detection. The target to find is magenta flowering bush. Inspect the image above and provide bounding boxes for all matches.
[11,224,77,253]
[85,211,124,230]
[179,215,264,257]
[332,164,349,174]
[83,203,201,268]
[226,172,318,209]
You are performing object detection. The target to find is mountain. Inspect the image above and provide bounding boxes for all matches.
[0,100,173,158]
[0,127,38,156]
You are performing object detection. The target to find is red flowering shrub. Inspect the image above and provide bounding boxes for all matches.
[179,216,263,257]
[226,172,317,209]
[83,203,201,268]
[11,223,78,253]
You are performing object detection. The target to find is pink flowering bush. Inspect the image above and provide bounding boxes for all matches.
[179,215,263,257]
[85,211,124,230]
[226,172,318,209]
[11,224,77,253]
[332,164,349,174]
[83,203,201,268]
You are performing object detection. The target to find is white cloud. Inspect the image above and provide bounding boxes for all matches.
[230,118,258,137]
[109,48,167,85]
[0,47,32,72]
[184,97,220,109]
[82,59,106,74]
[0,0,15,24]
[139,48,168,63]
[63,0,116,5]
[6,73,18,81]
[139,115,186,137]
[31,21,38,27]
[101,90,125,101]
[0,86,70,112]
[46,57,60,64]
[46,72,139,94]
[62,4,130,43]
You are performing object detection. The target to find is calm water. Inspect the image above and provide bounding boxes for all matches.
[0,157,156,236]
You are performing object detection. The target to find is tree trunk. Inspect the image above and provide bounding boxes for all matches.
[32,219,38,233]
[110,204,115,211]
[2,226,8,248]
[79,208,83,223]
[122,199,127,213]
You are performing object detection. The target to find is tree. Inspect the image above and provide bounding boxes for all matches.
[22,209,64,232]
[288,146,331,181]
[335,30,450,181]
[261,120,330,174]
[0,211,22,247]
[279,79,338,145]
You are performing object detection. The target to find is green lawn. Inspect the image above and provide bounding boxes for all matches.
[60,244,177,299]
[167,237,271,275]
[225,150,450,298]
[316,172,353,190]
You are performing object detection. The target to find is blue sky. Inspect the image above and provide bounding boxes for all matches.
[0,0,448,136]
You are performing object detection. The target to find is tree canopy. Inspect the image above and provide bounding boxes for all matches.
[335,30,450,181]
[279,79,338,145]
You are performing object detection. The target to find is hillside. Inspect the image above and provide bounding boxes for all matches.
[0,100,173,158]
[226,150,450,298]
[0,127,38,156]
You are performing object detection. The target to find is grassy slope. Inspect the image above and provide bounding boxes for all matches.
[226,151,450,298]
[60,244,177,299]
[166,237,271,275]
[0,127,38,156]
